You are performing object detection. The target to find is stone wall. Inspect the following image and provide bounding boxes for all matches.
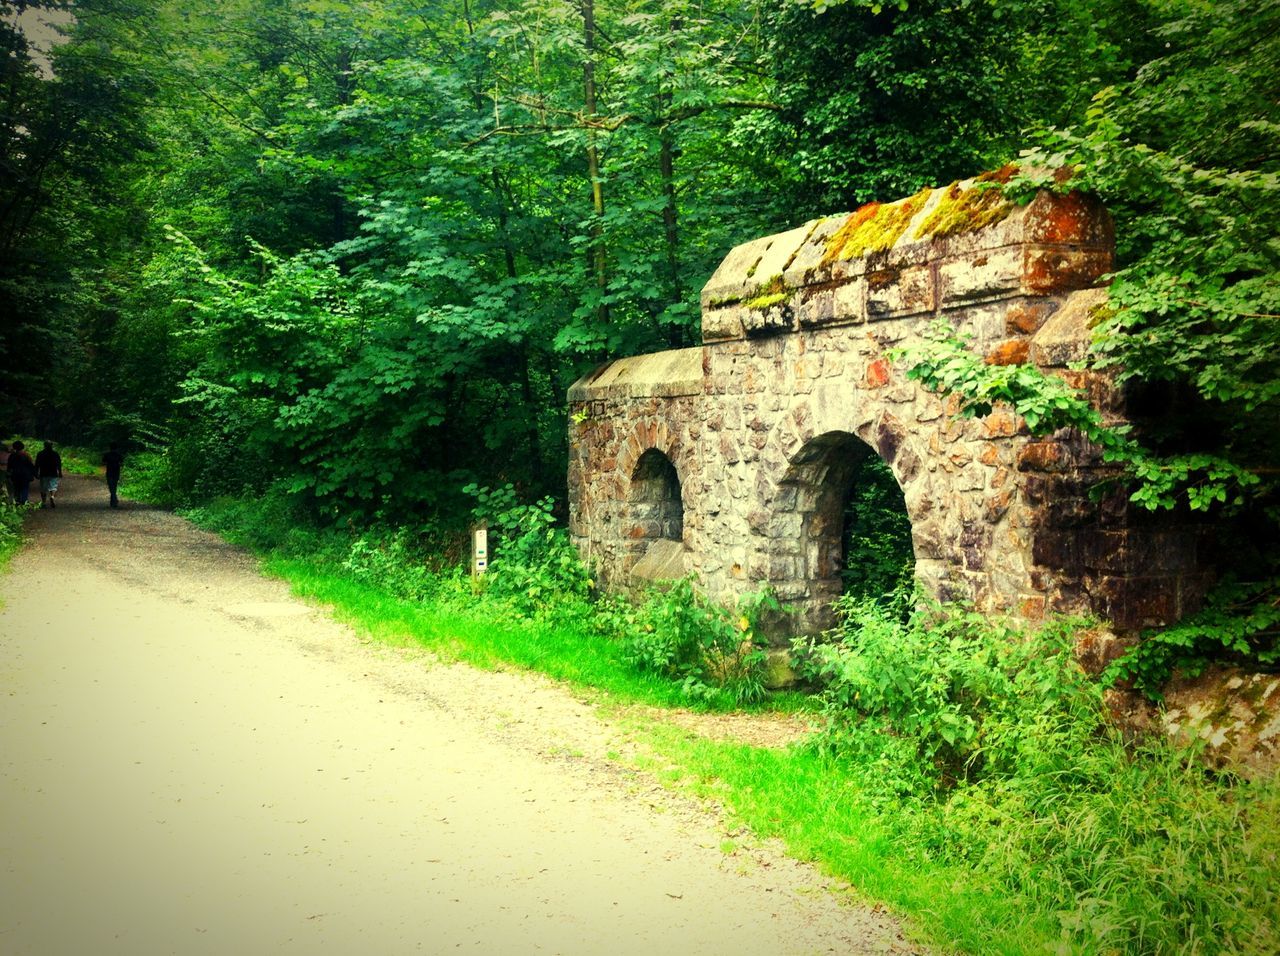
[568,176,1210,639]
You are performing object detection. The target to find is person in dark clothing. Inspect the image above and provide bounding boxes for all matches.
[35,441,62,509]
[103,443,124,508]
[7,441,36,505]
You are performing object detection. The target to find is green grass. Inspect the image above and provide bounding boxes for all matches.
[50,444,104,476]
[270,556,695,708]
[0,503,25,572]
[631,725,1064,954]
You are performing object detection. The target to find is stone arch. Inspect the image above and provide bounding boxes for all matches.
[570,186,1210,639]
[616,420,690,579]
[627,449,684,546]
[754,392,935,634]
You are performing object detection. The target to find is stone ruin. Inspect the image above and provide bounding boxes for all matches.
[567,173,1211,641]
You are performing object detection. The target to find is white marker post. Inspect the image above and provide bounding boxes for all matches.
[472,523,488,576]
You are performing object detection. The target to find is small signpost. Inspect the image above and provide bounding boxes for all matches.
[472,522,488,576]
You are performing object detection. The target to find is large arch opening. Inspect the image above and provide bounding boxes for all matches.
[626,448,686,581]
[768,431,915,634]
[840,453,915,603]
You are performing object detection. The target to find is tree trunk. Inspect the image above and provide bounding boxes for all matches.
[581,0,609,326]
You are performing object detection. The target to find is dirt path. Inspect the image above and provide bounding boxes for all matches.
[0,475,920,955]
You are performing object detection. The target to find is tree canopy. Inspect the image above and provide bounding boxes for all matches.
[2,0,1275,559]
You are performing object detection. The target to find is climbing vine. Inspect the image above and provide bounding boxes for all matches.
[894,324,1261,514]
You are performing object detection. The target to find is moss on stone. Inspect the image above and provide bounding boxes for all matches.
[743,274,787,310]
[914,165,1018,241]
[822,188,931,265]
[743,291,787,310]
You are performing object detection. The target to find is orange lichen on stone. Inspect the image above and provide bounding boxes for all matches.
[914,166,1017,241]
[1030,190,1095,244]
[985,339,1031,366]
[822,188,931,265]
[865,357,891,388]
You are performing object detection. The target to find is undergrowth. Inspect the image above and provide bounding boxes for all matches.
[0,501,26,568]
[795,591,1280,954]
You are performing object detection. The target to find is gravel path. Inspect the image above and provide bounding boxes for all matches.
[0,474,921,955]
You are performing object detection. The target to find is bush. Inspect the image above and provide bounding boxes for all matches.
[0,500,27,564]
[466,484,593,619]
[797,593,1280,953]
[615,578,774,707]
[797,591,1105,788]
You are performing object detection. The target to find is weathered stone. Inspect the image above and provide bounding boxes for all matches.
[1022,189,1114,246]
[1005,299,1059,335]
[984,339,1031,366]
[568,181,1208,649]
[629,538,688,585]
[1073,626,1134,677]
[938,246,1021,304]
[866,266,934,319]
[1023,246,1114,294]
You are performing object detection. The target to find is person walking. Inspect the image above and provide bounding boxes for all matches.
[7,441,36,505]
[35,441,62,509]
[103,443,124,508]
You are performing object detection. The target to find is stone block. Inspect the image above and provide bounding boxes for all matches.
[984,488,1015,524]
[629,538,688,585]
[741,301,795,337]
[1021,190,1114,246]
[1030,287,1108,367]
[911,521,948,559]
[1022,246,1113,295]
[1094,575,1185,630]
[1082,530,1199,575]
[794,285,835,327]
[866,266,935,319]
[782,215,848,287]
[938,246,1022,304]
[1005,299,1059,335]
[1016,440,1072,472]
[865,357,892,389]
[703,305,746,343]
[1032,530,1081,572]
[984,338,1031,366]
[700,230,788,311]
[982,408,1024,438]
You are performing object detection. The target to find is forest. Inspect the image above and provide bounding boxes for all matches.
[2,0,1272,523]
[3,0,1280,951]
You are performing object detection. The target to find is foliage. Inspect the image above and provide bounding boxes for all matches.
[342,530,458,604]
[1007,114,1279,501]
[897,322,1261,513]
[797,592,1104,788]
[751,0,1017,214]
[615,578,774,707]
[1106,572,1280,698]
[464,483,771,706]
[0,498,28,566]
[466,483,593,618]
[840,452,914,602]
[793,593,1280,952]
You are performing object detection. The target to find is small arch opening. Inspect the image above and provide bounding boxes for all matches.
[630,449,684,543]
[625,449,686,584]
